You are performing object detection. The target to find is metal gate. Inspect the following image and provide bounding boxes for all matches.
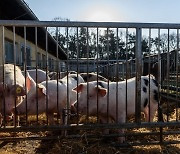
[0,20,179,146]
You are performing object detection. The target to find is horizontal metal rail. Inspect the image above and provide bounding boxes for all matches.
[0,20,180,29]
[0,122,179,132]
[1,128,179,139]
[0,132,180,147]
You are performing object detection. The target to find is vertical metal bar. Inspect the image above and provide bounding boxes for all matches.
[86,27,89,123]
[176,29,179,121]
[135,27,142,123]
[122,62,124,80]
[24,26,28,126]
[13,26,17,127]
[158,28,163,143]
[166,29,170,122]
[74,27,79,124]
[35,26,39,125]
[125,28,128,123]
[96,28,99,123]
[148,28,151,122]
[56,26,59,124]
[158,30,162,88]
[116,28,119,123]
[76,27,79,125]
[45,27,49,125]
[106,28,110,123]
[1,26,5,66]
[2,26,6,127]
[66,27,69,124]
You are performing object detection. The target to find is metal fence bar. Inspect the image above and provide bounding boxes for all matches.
[24,26,28,126]
[0,20,180,146]
[106,28,110,124]
[45,27,49,125]
[13,26,17,127]
[166,29,170,122]
[86,27,90,123]
[1,20,180,29]
[148,28,151,122]
[76,27,80,125]
[66,27,70,126]
[158,28,163,143]
[2,26,6,127]
[35,26,39,125]
[96,28,100,123]
[115,28,119,123]
[176,29,179,121]
[55,26,59,124]
[135,27,142,123]
[148,29,151,121]
[0,121,180,132]
[125,28,128,123]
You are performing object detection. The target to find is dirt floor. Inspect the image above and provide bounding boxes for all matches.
[0,101,179,154]
[0,135,180,154]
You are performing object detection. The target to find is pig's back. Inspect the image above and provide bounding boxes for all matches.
[40,80,67,97]
[40,80,68,111]
[27,69,49,83]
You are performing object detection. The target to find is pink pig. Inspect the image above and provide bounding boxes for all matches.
[0,64,26,124]
[24,69,50,83]
[15,73,84,125]
[71,75,159,142]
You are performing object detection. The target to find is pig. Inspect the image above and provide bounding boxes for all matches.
[60,73,84,105]
[15,73,84,125]
[49,71,77,80]
[23,69,50,83]
[0,64,26,123]
[80,72,109,82]
[71,75,159,142]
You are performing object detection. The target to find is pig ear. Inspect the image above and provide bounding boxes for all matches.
[26,72,36,91]
[95,86,107,97]
[38,84,47,96]
[72,84,84,93]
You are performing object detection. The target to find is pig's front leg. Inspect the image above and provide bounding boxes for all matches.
[117,114,126,143]
[47,112,55,125]
[13,114,20,126]
[99,116,109,135]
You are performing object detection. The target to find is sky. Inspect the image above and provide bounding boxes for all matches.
[24,0,180,23]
